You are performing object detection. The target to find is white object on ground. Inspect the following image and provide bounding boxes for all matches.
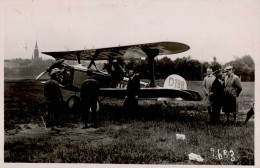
[188,153,204,162]
[176,133,186,140]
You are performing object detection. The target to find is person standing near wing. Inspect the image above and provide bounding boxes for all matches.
[109,59,125,88]
[124,69,140,119]
[80,69,99,128]
[209,69,224,125]
[44,68,64,127]
[202,67,215,121]
[223,66,242,124]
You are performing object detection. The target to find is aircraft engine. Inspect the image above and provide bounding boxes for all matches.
[62,65,75,86]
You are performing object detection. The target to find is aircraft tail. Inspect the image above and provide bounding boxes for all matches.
[158,74,202,101]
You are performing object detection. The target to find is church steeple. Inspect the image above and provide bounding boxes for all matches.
[35,41,38,49]
[34,41,39,60]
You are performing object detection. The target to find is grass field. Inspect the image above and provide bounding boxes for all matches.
[4,79,254,165]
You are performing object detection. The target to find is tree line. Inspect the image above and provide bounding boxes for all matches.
[4,55,255,81]
[124,55,255,81]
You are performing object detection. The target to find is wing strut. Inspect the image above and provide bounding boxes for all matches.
[141,46,159,87]
[76,52,81,64]
[88,50,100,69]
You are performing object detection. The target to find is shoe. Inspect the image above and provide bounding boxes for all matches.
[223,121,231,126]
[57,123,65,128]
[82,124,89,129]
[90,124,98,128]
[205,121,211,126]
[51,127,60,133]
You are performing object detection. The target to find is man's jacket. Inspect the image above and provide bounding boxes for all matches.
[44,79,63,102]
[80,76,99,101]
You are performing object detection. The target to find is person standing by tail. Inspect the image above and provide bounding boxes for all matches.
[223,66,242,124]
[202,67,215,122]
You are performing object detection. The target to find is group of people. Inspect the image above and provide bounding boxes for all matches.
[202,66,242,125]
[43,68,140,129]
[44,64,241,128]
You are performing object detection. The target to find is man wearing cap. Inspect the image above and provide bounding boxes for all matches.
[80,69,99,128]
[223,66,242,123]
[44,68,64,127]
[209,69,224,125]
[202,67,215,120]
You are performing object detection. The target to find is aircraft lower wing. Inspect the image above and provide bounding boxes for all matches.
[182,89,202,101]
[40,81,201,101]
[99,88,202,101]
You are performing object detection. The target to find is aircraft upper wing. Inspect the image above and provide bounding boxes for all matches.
[42,41,190,60]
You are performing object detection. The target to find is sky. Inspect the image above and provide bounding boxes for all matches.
[2,0,260,64]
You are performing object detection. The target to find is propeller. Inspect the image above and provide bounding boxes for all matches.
[36,70,48,80]
[36,59,65,80]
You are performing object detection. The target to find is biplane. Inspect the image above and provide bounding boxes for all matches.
[36,41,202,110]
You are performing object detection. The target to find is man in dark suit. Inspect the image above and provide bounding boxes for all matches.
[209,69,224,125]
[124,69,140,118]
[80,70,99,128]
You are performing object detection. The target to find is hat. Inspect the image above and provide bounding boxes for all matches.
[213,69,222,75]
[50,68,61,76]
[224,66,233,72]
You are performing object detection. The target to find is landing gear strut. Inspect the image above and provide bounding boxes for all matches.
[141,46,159,87]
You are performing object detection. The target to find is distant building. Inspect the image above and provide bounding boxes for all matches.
[4,60,20,69]
[32,41,42,61]
[4,59,30,69]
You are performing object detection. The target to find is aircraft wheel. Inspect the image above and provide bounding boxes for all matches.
[67,96,101,121]
[90,101,100,112]
[67,95,80,111]
[66,95,81,121]
[87,100,102,123]
[67,96,100,112]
